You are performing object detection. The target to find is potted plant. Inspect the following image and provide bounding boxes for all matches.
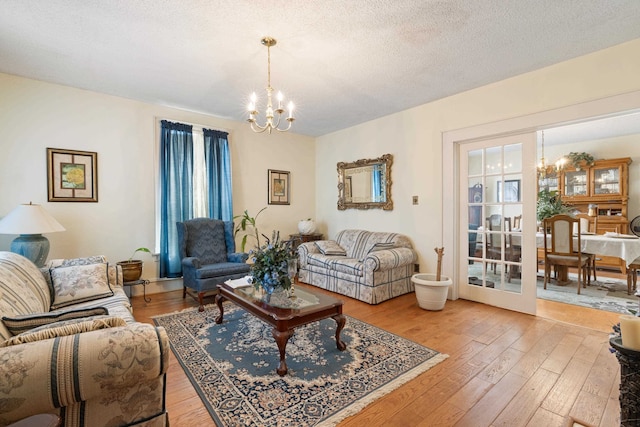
[411,248,452,311]
[234,207,267,252]
[117,247,151,282]
[566,152,595,170]
[249,231,296,302]
[536,189,572,222]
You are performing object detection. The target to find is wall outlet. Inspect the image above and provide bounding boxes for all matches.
[412,195,418,205]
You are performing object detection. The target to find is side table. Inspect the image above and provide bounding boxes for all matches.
[289,233,324,252]
[610,336,640,427]
[123,279,151,302]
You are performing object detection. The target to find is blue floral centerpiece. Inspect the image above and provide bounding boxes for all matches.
[249,231,296,300]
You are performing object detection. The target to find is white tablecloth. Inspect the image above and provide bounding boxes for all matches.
[536,233,640,266]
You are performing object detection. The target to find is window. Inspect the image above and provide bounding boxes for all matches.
[158,120,232,277]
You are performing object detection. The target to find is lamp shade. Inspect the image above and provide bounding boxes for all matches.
[0,203,65,235]
[0,203,65,267]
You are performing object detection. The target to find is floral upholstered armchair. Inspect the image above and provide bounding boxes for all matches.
[177,218,250,311]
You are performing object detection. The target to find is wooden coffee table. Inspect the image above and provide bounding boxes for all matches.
[215,282,346,376]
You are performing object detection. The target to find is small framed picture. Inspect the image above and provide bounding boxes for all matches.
[268,169,290,205]
[47,148,98,202]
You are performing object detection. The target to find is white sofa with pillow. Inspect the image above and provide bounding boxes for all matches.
[0,251,169,427]
[297,229,417,304]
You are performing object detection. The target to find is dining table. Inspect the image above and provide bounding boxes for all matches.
[536,232,640,267]
[536,232,640,283]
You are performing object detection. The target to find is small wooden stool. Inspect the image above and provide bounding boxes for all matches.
[626,261,640,295]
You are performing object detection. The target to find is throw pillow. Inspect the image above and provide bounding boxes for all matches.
[1,316,127,347]
[50,263,114,310]
[314,240,347,256]
[2,307,108,336]
[360,242,397,261]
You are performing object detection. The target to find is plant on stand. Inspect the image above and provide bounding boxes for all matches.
[249,231,296,301]
[117,247,151,282]
[234,207,267,252]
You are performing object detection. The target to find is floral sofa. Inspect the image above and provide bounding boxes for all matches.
[0,251,169,427]
[297,229,417,304]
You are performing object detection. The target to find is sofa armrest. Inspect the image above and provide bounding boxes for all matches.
[228,252,249,263]
[297,242,321,268]
[363,247,417,271]
[0,323,169,423]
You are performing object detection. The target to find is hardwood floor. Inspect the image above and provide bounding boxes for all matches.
[132,283,624,427]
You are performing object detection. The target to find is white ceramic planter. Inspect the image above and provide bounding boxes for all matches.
[298,219,317,235]
[412,273,452,311]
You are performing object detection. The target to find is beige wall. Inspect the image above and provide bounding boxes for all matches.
[2,37,640,293]
[0,73,315,294]
[315,38,640,274]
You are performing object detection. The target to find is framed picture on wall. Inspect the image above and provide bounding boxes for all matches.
[497,179,520,203]
[47,148,98,202]
[268,169,290,205]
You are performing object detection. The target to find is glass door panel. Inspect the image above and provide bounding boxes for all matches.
[460,133,536,315]
[564,170,588,196]
[593,166,621,195]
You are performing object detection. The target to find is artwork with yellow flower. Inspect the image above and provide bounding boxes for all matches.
[47,148,98,202]
[61,163,86,189]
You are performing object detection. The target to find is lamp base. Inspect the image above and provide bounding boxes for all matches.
[10,234,50,267]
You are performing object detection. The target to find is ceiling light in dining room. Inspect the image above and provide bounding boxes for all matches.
[247,37,295,134]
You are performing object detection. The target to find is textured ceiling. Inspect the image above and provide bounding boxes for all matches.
[1,1,640,137]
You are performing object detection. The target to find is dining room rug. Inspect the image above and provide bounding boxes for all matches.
[152,304,447,427]
[537,274,638,314]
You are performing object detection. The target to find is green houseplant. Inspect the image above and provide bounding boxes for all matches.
[117,247,151,282]
[249,231,296,301]
[234,207,267,252]
[536,189,572,222]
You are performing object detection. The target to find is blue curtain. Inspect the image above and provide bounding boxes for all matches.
[159,120,194,278]
[372,165,382,202]
[203,129,233,221]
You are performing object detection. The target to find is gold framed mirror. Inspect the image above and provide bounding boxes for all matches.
[337,154,393,210]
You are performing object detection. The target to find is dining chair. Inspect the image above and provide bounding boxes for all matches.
[543,214,591,294]
[485,214,503,274]
[575,213,599,282]
[505,217,522,283]
[626,258,640,295]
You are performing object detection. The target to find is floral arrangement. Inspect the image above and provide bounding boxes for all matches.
[249,231,296,295]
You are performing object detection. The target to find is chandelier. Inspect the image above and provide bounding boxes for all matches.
[247,37,295,134]
[537,130,548,178]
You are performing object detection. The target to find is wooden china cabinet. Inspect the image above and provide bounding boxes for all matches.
[539,157,632,272]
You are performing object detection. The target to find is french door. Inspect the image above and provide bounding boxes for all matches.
[458,132,537,314]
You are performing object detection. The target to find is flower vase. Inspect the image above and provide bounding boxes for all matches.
[298,219,316,235]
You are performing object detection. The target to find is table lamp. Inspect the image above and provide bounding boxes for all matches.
[0,202,65,267]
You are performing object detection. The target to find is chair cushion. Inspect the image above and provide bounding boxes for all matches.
[185,219,228,264]
[195,262,250,280]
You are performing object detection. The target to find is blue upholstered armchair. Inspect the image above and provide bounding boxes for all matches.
[177,218,250,311]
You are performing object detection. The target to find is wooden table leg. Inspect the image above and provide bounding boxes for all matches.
[214,294,225,324]
[333,314,347,351]
[272,328,293,376]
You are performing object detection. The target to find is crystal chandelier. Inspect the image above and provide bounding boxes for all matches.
[247,37,295,134]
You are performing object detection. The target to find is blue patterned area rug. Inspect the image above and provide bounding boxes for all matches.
[153,304,447,426]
